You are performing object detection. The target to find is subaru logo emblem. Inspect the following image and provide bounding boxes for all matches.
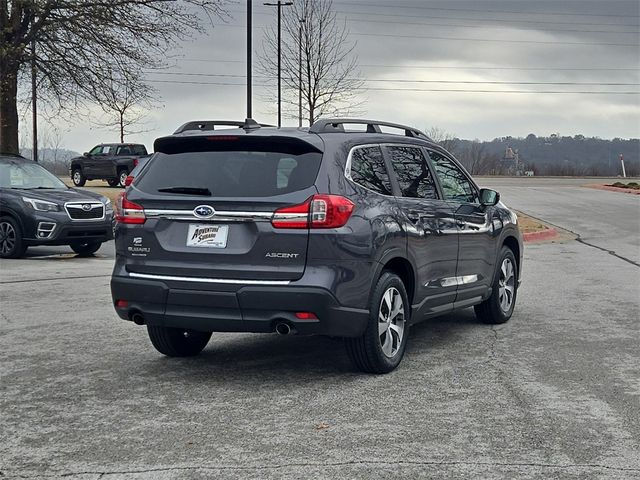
[82,204,92,211]
[194,205,215,218]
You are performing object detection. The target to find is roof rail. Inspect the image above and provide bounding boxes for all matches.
[173,118,271,134]
[309,118,430,139]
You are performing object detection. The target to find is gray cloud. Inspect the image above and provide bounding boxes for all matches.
[29,0,639,151]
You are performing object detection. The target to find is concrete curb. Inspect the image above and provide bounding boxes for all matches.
[523,227,558,243]
[583,184,640,195]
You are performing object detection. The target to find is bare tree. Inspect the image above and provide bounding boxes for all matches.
[258,0,363,125]
[425,126,459,155]
[0,0,227,154]
[90,68,153,143]
[459,141,499,175]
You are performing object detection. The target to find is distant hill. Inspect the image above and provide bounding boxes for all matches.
[447,135,639,176]
[19,148,81,175]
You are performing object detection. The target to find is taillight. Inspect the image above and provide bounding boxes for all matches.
[124,175,134,187]
[310,195,355,228]
[271,195,354,229]
[114,192,146,224]
[133,158,139,167]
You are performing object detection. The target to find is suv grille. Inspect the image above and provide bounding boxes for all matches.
[65,202,105,220]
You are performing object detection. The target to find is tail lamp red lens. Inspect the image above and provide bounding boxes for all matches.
[271,195,354,229]
[114,192,146,224]
[115,299,129,308]
[132,158,139,167]
[295,312,318,320]
[124,175,134,187]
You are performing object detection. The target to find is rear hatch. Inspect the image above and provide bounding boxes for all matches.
[122,135,322,281]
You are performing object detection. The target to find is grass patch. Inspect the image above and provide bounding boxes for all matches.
[608,182,640,190]
[516,213,550,234]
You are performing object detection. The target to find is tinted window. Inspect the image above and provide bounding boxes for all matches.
[130,145,147,156]
[387,146,438,199]
[89,146,102,155]
[136,149,321,198]
[349,146,392,195]
[428,151,478,203]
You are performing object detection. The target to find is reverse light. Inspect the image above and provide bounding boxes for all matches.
[271,195,354,229]
[114,192,146,224]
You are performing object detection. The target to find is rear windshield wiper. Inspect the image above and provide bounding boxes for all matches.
[157,186,212,196]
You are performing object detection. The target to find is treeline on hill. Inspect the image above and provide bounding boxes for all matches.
[443,134,639,177]
[19,134,638,178]
[20,148,80,176]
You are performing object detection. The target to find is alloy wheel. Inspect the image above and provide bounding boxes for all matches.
[0,222,16,255]
[378,287,405,358]
[498,258,516,312]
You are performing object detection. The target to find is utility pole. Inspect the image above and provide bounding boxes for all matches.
[298,18,305,127]
[31,24,38,162]
[620,154,626,178]
[264,1,293,127]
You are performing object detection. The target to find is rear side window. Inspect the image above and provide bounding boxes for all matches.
[387,146,438,199]
[135,145,321,198]
[348,146,392,195]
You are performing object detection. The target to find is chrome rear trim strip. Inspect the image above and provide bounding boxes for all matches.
[145,209,274,222]
[129,272,291,285]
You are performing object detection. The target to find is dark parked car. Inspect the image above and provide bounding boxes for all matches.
[0,154,114,258]
[70,143,150,187]
[111,119,522,373]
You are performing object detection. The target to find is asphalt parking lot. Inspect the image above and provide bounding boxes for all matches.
[1,178,639,479]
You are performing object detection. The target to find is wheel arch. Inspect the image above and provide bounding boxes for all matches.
[502,234,521,277]
[374,255,416,306]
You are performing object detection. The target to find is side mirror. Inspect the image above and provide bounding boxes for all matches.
[480,188,500,206]
[83,152,90,157]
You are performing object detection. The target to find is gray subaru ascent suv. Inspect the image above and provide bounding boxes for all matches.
[111,118,522,373]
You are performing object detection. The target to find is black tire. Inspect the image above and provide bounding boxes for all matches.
[147,326,212,357]
[107,178,119,187]
[345,271,410,374]
[118,169,129,187]
[0,216,27,259]
[475,246,518,324]
[72,168,86,186]
[70,241,102,256]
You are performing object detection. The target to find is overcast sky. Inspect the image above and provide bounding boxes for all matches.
[28,0,640,152]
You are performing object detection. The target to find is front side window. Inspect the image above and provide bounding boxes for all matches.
[348,146,392,195]
[89,146,103,155]
[387,146,438,199]
[428,150,478,203]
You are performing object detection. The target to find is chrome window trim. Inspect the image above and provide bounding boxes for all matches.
[344,143,398,198]
[64,202,106,221]
[128,272,291,285]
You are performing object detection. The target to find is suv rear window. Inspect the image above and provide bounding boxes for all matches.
[136,144,321,198]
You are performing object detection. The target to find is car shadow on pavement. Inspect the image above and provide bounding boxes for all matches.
[136,308,487,381]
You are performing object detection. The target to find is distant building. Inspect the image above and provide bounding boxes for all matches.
[501,147,524,175]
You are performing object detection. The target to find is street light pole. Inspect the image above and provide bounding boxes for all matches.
[264,1,292,128]
[247,0,252,119]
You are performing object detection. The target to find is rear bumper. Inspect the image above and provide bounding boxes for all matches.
[110,274,369,337]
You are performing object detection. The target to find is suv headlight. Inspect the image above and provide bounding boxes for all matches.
[22,197,60,212]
